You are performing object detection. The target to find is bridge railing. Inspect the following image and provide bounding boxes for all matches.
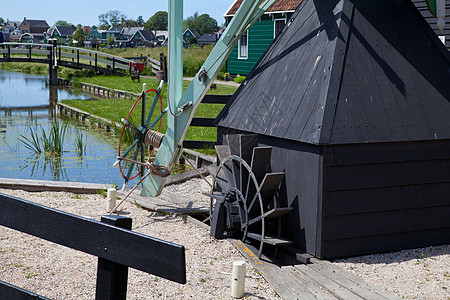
[57,46,133,73]
[0,42,51,60]
[0,43,134,75]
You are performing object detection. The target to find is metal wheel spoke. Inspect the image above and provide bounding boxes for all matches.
[121,139,139,158]
[140,142,145,178]
[216,176,230,192]
[125,144,141,183]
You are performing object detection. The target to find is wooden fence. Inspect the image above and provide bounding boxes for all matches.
[0,193,186,299]
[184,94,232,149]
[0,43,133,75]
[147,53,168,80]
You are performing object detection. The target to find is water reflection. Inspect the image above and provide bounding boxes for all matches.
[0,69,136,185]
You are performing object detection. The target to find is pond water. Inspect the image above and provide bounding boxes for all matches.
[0,69,138,186]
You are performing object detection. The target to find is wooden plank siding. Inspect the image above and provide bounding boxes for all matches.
[412,0,450,50]
[320,141,450,258]
[217,0,450,260]
[226,15,288,75]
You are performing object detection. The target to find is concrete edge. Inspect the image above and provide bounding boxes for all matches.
[0,178,114,194]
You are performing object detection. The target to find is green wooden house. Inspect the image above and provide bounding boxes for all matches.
[224,0,303,75]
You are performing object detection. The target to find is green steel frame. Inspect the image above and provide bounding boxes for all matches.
[139,0,278,197]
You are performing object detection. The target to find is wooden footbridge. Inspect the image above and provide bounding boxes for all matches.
[0,42,135,84]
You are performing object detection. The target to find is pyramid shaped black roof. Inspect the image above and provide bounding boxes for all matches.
[217,0,450,145]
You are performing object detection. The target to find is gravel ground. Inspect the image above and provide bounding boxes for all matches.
[0,187,280,299]
[1,176,449,300]
[334,245,450,299]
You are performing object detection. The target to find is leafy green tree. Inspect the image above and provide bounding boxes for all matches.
[121,18,137,27]
[144,11,168,30]
[0,18,5,26]
[99,10,126,27]
[55,20,72,26]
[189,36,198,45]
[183,12,198,31]
[106,36,115,46]
[73,25,88,45]
[192,14,218,35]
[136,16,145,26]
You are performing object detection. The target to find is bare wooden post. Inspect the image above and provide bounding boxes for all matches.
[48,46,53,84]
[95,215,132,300]
[160,52,168,82]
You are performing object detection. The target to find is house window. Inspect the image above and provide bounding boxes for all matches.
[274,18,286,38]
[238,30,248,59]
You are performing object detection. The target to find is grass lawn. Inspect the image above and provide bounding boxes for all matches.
[63,75,237,154]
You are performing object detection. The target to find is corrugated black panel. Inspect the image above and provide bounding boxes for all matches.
[217,0,450,145]
[321,227,450,258]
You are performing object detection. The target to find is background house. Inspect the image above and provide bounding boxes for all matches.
[412,0,450,50]
[85,25,104,48]
[19,18,49,35]
[17,18,49,44]
[224,0,448,76]
[47,25,77,44]
[2,20,21,42]
[224,0,302,75]
[198,33,217,46]
[183,28,200,43]
[130,30,156,47]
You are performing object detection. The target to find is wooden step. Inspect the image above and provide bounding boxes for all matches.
[247,207,293,226]
[246,233,293,245]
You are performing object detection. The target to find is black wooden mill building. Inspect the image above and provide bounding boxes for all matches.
[215,0,450,258]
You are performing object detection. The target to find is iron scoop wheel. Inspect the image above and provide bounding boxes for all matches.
[115,82,168,189]
[208,134,293,258]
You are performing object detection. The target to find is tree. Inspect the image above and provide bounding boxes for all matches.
[0,18,5,26]
[73,25,88,45]
[136,16,145,27]
[183,12,199,31]
[121,18,137,27]
[55,20,72,27]
[192,14,218,35]
[189,36,198,45]
[106,36,115,46]
[99,10,126,28]
[144,11,168,30]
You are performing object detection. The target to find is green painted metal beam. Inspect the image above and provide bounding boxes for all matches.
[141,0,277,197]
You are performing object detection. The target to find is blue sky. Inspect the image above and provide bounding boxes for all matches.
[2,0,234,27]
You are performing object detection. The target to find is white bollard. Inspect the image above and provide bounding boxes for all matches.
[106,188,117,213]
[231,261,246,298]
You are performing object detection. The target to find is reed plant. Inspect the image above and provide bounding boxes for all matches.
[74,129,87,156]
[43,119,68,154]
[19,118,69,155]
[19,125,43,153]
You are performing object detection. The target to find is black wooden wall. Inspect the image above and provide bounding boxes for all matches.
[320,141,450,258]
[216,0,450,259]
